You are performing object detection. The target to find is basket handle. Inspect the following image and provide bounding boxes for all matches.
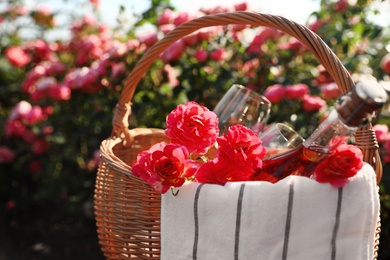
[113,11,383,183]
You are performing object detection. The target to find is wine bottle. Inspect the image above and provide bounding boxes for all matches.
[253,78,388,181]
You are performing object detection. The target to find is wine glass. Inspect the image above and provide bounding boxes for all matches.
[213,84,271,135]
[260,123,304,159]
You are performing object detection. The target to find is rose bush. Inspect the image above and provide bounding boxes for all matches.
[1,0,390,259]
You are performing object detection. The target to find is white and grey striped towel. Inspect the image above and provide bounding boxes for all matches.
[161,163,379,260]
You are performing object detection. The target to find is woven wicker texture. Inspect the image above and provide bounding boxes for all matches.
[94,11,381,259]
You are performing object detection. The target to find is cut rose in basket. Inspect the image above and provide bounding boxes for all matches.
[132,142,199,193]
[132,101,365,193]
[313,143,364,188]
[165,101,219,154]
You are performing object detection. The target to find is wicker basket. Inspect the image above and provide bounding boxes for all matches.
[94,11,382,259]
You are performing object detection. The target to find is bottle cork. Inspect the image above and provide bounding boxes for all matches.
[336,78,388,127]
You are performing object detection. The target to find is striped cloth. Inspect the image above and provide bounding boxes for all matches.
[161,163,379,260]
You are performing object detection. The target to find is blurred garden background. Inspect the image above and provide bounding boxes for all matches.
[1,0,390,259]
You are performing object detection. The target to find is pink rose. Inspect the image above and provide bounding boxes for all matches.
[285,83,309,100]
[384,139,390,163]
[263,84,285,103]
[194,49,208,62]
[25,106,44,124]
[0,146,16,164]
[9,100,32,120]
[49,84,71,101]
[308,19,324,33]
[247,28,283,53]
[161,40,185,63]
[314,65,333,85]
[302,94,326,112]
[210,48,228,61]
[183,33,199,46]
[380,53,390,74]
[132,142,199,193]
[320,82,341,100]
[158,8,175,26]
[334,0,348,13]
[163,64,179,87]
[159,24,176,35]
[195,158,253,185]
[197,27,221,41]
[173,12,191,26]
[5,120,26,138]
[31,139,50,155]
[165,101,219,154]
[278,37,304,52]
[137,32,158,47]
[5,46,31,67]
[90,0,100,6]
[314,144,363,188]
[216,124,266,173]
[234,2,248,11]
[373,124,389,143]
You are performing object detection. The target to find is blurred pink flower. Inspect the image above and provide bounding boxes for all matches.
[49,84,71,101]
[126,39,140,51]
[5,120,26,138]
[210,48,228,61]
[110,62,126,79]
[234,2,248,11]
[278,37,304,52]
[0,146,16,163]
[229,24,248,32]
[173,12,191,26]
[22,65,47,93]
[302,94,327,112]
[247,28,283,53]
[64,67,100,93]
[183,33,199,46]
[159,24,176,35]
[334,0,348,13]
[161,40,185,63]
[308,19,324,33]
[263,84,285,103]
[320,82,341,100]
[107,40,127,58]
[194,49,208,62]
[25,106,44,124]
[26,39,55,62]
[380,53,390,74]
[5,46,31,67]
[373,124,389,143]
[22,129,37,143]
[285,83,309,100]
[158,8,176,26]
[9,100,32,120]
[197,27,221,41]
[164,64,179,87]
[90,0,100,6]
[31,139,50,155]
[314,65,333,85]
[137,32,159,47]
[6,200,16,209]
